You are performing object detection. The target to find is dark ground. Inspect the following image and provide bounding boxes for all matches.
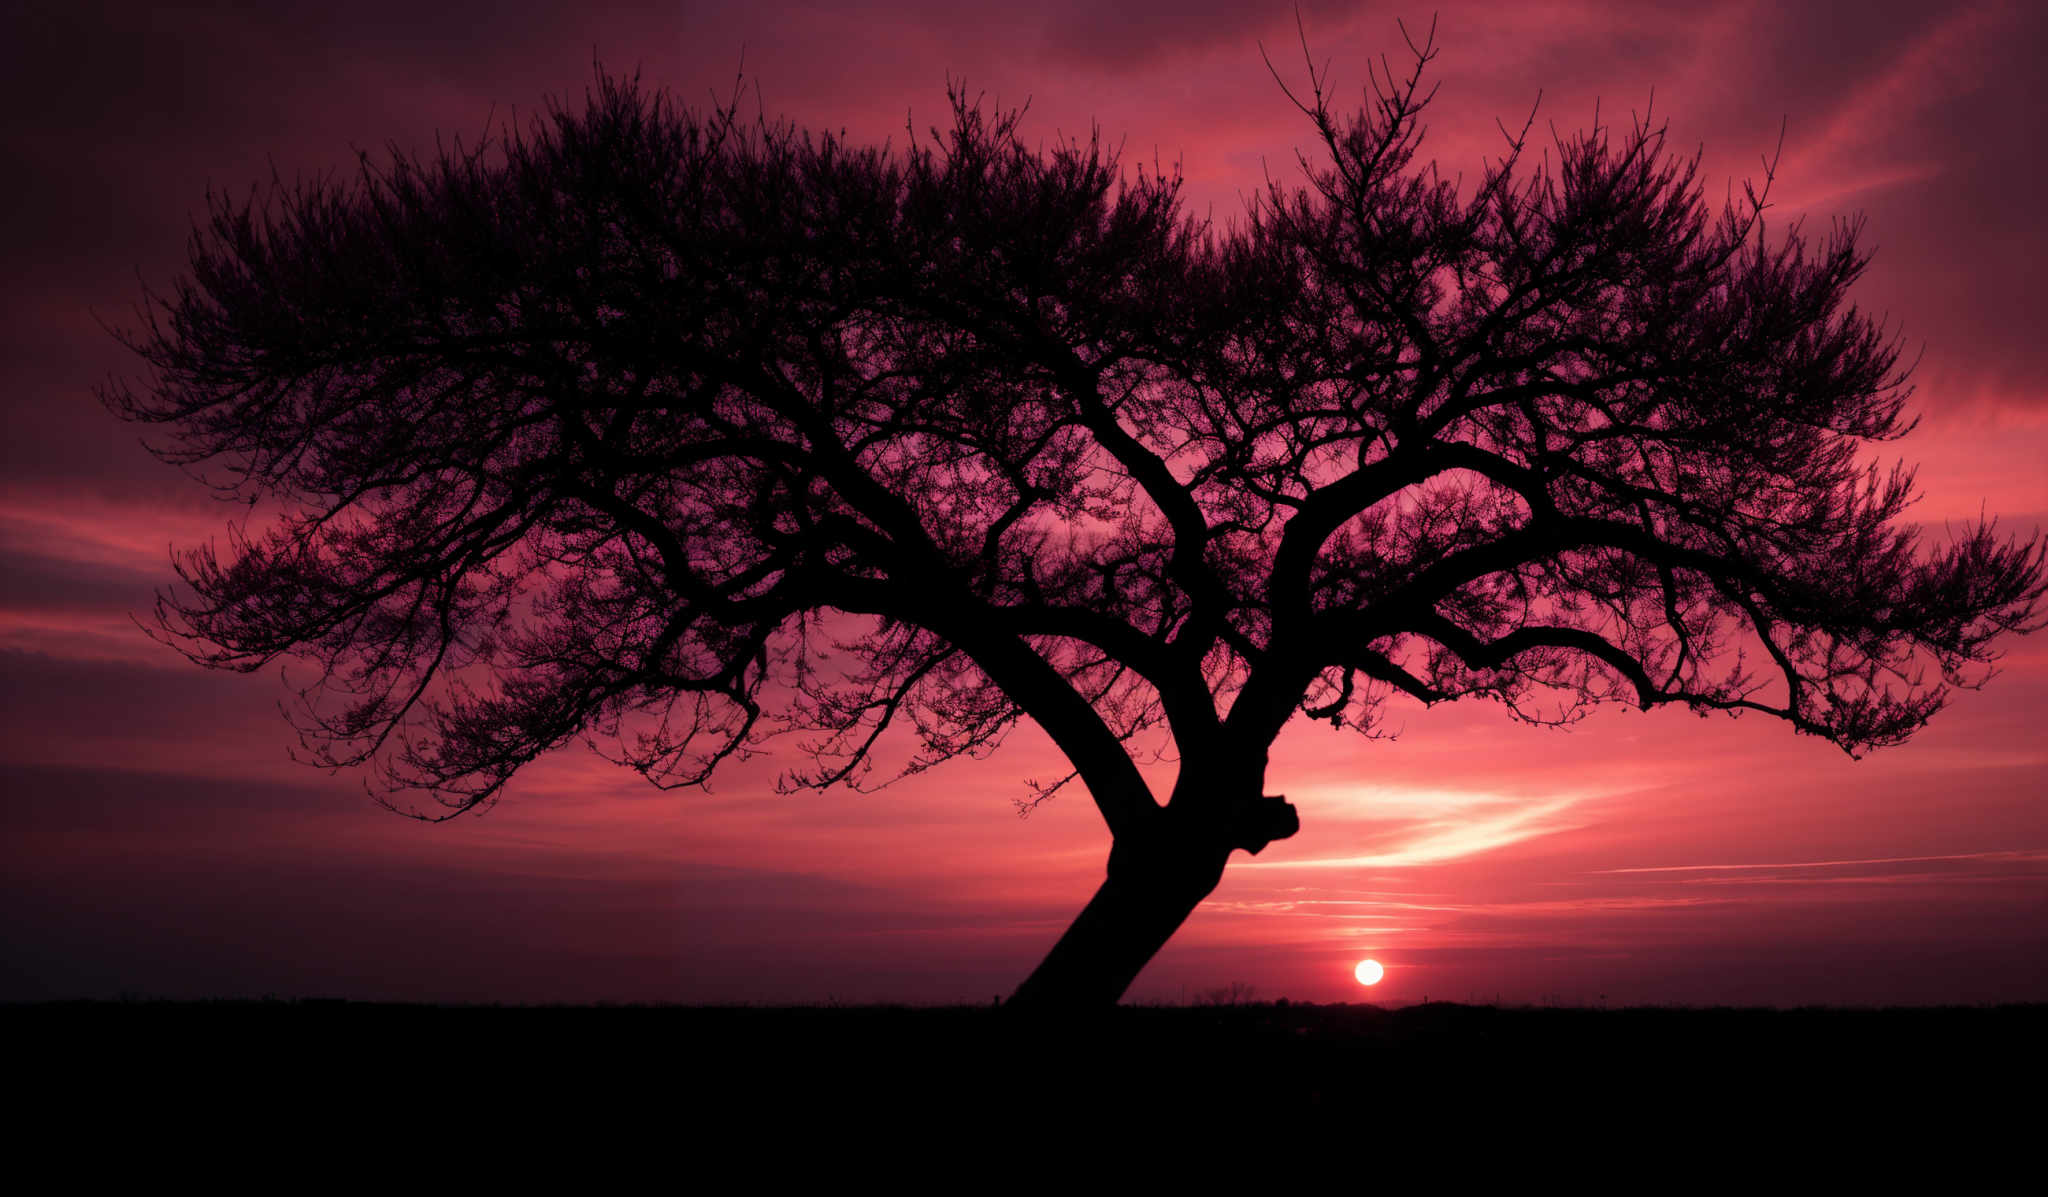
[4,1005,2029,1186]
[6,1010,2037,1189]
[14,999,2043,1116]
[11,1000,2041,1176]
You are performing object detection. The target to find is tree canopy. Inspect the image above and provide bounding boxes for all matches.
[106,38,2045,1003]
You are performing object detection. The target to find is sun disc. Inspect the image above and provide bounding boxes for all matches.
[1354,958,1384,986]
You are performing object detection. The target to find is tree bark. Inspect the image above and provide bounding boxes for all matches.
[1006,796,1298,1008]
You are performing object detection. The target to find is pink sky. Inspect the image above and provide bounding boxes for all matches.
[3,0,2043,1004]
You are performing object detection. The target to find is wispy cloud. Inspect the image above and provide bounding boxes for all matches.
[1200,898,1463,917]
[1594,849,2048,874]
[1788,2,2013,183]
[0,500,244,573]
[1247,794,1586,869]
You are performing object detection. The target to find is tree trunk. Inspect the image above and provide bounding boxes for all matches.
[1005,796,1297,1008]
[1005,842,1225,1008]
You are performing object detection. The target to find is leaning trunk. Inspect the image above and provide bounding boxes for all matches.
[1005,855,1223,1007]
[1006,796,1297,1008]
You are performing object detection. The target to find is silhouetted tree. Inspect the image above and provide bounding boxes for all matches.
[106,34,2045,1006]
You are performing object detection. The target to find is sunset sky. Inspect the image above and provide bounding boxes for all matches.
[3,0,2043,1006]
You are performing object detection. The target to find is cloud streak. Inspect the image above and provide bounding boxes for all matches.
[1594,850,2048,874]
[1249,795,1588,870]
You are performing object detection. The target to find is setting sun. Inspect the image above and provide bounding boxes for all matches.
[1355,959,1385,987]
